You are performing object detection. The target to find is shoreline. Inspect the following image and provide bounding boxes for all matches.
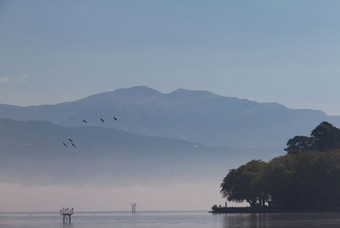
[210,207,340,214]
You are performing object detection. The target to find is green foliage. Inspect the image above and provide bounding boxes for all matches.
[285,121,340,154]
[220,160,270,207]
[285,136,315,154]
[311,121,340,151]
[221,121,340,209]
[267,151,340,209]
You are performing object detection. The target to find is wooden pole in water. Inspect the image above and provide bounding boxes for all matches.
[131,203,136,213]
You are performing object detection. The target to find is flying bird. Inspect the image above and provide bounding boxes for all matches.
[68,138,73,143]
[113,117,118,121]
[83,120,87,123]
[100,118,104,123]
[63,142,67,147]
[71,143,76,147]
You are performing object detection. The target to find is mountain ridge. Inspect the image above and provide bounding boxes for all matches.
[0,86,339,148]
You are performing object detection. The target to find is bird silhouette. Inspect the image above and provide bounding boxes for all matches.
[71,143,76,147]
[68,138,73,143]
[83,120,87,123]
[100,118,104,123]
[113,117,118,121]
[63,142,67,147]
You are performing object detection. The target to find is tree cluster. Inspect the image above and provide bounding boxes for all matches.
[220,121,340,209]
[285,121,340,154]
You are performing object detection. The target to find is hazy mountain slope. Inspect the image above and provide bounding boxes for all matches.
[0,119,283,186]
[1,86,339,148]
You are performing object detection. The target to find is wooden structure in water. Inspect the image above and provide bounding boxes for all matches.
[60,208,74,223]
[131,203,136,213]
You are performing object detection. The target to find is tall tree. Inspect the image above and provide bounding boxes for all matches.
[285,136,315,154]
[311,121,340,151]
[220,160,269,207]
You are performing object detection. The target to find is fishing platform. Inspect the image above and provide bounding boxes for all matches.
[60,208,74,223]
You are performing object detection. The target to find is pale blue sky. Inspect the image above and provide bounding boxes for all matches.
[1,0,340,114]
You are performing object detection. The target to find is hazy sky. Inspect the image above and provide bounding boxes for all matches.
[0,181,235,212]
[2,0,340,115]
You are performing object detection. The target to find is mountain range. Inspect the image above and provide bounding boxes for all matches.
[1,86,339,148]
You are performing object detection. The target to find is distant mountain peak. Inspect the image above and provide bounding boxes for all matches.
[78,86,163,104]
[168,88,219,99]
[114,86,162,97]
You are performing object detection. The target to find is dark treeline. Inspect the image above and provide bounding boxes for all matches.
[220,121,340,209]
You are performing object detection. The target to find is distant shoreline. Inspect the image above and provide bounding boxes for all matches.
[210,207,340,214]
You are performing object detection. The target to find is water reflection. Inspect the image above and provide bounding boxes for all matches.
[223,213,340,228]
[60,222,74,228]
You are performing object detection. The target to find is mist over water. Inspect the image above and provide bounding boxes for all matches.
[0,182,231,212]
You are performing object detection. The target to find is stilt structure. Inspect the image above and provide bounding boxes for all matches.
[60,208,74,223]
[131,203,136,213]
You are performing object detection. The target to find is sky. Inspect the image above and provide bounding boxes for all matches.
[1,1,340,114]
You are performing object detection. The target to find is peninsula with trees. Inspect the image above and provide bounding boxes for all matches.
[212,121,340,213]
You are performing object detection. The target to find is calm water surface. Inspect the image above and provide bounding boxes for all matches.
[1,211,340,228]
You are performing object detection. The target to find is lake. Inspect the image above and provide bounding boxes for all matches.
[1,211,340,228]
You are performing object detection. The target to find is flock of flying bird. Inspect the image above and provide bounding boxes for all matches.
[62,116,118,148]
